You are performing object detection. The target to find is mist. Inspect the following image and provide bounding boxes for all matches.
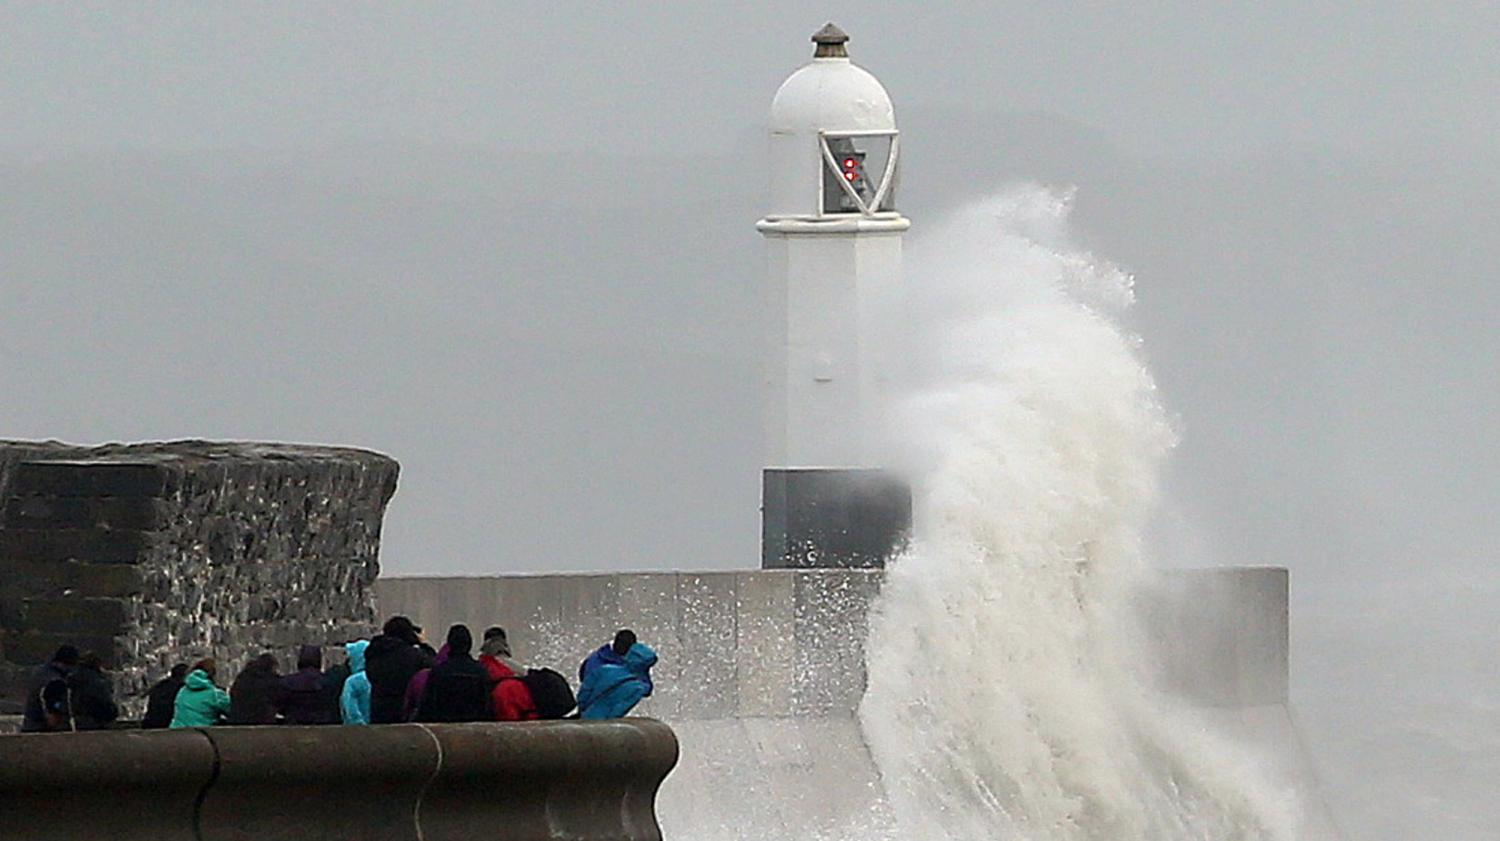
[4,4,1498,839]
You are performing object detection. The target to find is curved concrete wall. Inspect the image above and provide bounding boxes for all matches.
[0,720,678,841]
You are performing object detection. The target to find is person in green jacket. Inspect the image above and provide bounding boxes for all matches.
[170,658,231,728]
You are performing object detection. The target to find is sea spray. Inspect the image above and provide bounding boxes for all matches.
[859,187,1298,840]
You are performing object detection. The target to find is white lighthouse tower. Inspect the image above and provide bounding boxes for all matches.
[759,24,912,569]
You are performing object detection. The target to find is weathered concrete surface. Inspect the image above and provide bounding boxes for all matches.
[376,567,1291,717]
[0,440,399,715]
[0,727,214,841]
[379,571,894,720]
[0,720,678,841]
[422,721,680,841]
[377,568,1310,840]
[199,724,437,841]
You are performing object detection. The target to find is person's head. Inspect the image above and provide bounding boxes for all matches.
[612,629,638,657]
[51,645,80,667]
[77,651,105,672]
[383,616,422,644]
[446,624,473,656]
[296,644,322,671]
[245,653,277,674]
[192,658,218,680]
[481,626,512,657]
[169,663,189,681]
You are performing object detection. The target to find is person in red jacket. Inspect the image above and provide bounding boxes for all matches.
[478,626,537,721]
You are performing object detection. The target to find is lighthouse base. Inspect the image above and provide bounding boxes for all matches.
[761,468,911,569]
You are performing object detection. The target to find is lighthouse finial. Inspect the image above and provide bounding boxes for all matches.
[812,23,849,58]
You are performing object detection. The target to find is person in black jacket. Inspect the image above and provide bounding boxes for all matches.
[277,645,336,725]
[142,663,189,729]
[416,625,491,723]
[365,616,436,724]
[21,645,78,732]
[228,654,282,725]
[67,651,119,730]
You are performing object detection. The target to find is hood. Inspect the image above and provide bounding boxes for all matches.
[479,653,521,680]
[594,644,627,667]
[184,669,217,691]
[481,634,512,659]
[345,640,370,673]
[625,643,658,673]
[297,644,323,671]
[365,633,410,660]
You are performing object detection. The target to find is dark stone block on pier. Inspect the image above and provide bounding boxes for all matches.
[2,496,171,531]
[762,468,911,569]
[0,528,154,563]
[9,461,174,498]
[0,558,144,599]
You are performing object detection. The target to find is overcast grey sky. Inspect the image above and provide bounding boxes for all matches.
[3,4,1498,840]
[5,3,1498,162]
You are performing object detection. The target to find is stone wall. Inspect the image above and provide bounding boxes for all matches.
[0,441,399,715]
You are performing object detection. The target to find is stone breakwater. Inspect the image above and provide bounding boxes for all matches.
[0,440,399,715]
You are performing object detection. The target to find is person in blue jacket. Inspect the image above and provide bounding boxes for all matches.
[340,640,372,725]
[577,635,657,720]
[579,630,645,684]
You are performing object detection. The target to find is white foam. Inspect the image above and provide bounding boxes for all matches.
[860,187,1302,841]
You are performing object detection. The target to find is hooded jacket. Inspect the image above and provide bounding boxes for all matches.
[365,632,436,724]
[415,650,491,723]
[228,658,281,725]
[577,643,657,720]
[478,654,538,722]
[340,641,372,725]
[20,661,72,733]
[171,669,231,728]
[142,674,185,729]
[278,645,335,725]
[67,664,119,731]
[579,644,626,682]
[403,644,449,722]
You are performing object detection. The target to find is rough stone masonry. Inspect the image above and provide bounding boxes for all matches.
[0,441,399,716]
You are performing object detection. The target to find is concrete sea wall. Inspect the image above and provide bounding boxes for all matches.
[375,566,1290,717]
[0,441,399,715]
[376,567,1296,841]
[0,719,678,841]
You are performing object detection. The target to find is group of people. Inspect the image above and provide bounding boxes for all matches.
[20,617,659,732]
[18,646,119,732]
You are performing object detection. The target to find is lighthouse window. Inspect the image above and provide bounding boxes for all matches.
[820,132,898,216]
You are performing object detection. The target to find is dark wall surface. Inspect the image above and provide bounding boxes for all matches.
[0,440,399,714]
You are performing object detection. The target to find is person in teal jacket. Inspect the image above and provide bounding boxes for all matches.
[577,642,657,720]
[340,640,372,725]
[170,659,231,728]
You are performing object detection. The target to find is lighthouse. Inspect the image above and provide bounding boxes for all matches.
[759,24,912,569]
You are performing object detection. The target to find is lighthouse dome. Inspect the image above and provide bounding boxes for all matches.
[769,59,895,135]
